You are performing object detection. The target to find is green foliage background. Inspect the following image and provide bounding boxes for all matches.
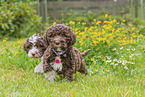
[0,1,42,39]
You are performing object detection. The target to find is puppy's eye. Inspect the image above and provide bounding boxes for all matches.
[27,46,31,49]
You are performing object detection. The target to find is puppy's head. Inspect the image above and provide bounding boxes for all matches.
[23,34,47,59]
[43,24,76,47]
[50,35,67,52]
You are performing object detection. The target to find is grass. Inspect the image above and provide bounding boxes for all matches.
[0,16,145,96]
[0,38,144,97]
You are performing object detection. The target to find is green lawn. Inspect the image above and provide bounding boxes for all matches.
[0,38,144,97]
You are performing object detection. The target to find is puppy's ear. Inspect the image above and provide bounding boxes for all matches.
[37,33,41,36]
[69,32,76,46]
[43,33,49,46]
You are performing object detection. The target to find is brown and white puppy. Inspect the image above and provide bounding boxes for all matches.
[43,24,91,82]
[23,33,90,74]
[23,33,47,73]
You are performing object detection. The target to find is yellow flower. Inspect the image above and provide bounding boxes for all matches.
[96,21,101,25]
[80,42,84,46]
[3,40,6,43]
[82,22,86,25]
[18,46,20,49]
[3,47,6,49]
[13,43,16,47]
[122,20,126,22]
[105,14,108,18]
[93,40,99,45]
[53,22,56,25]
[133,40,136,44]
[116,22,120,24]
[91,57,95,61]
[17,40,21,44]
[140,34,143,37]
[102,58,106,61]
[113,19,117,23]
[20,39,22,42]
[132,27,135,31]
[15,52,19,55]
[69,21,75,24]
[106,70,109,72]
[93,19,96,22]
[94,69,98,72]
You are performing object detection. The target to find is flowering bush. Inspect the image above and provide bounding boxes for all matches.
[68,14,144,75]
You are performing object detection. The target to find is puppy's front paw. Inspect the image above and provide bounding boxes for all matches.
[44,71,56,82]
[34,65,44,73]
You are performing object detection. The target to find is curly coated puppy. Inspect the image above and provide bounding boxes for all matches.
[23,33,47,73]
[43,24,91,82]
[23,33,90,74]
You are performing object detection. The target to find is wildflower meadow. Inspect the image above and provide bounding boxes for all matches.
[0,14,145,96]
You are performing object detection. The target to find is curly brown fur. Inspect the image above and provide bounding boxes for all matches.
[43,24,90,82]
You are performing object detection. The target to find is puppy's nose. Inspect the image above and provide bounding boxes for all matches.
[32,53,35,56]
[55,41,60,45]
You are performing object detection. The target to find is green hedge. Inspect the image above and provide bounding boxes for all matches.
[0,1,42,39]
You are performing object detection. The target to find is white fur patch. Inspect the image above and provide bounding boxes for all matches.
[44,70,56,82]
[28,46,40,58]
[50,56,62,71]
[34,57,44,73]
[29,34,41,45]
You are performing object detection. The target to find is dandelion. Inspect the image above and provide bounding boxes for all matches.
[139,34,143,37]
[69,21,75,24]
[122,20,126,22]
[18,46,20,49]
[13,43,16,47]
[106,70,109,72]
[94,69,98,72]
[96,21,101,25]
[15,52,19,55]
[132,27,135,31]
[116,22,120,24]
[53,22,56,25]
[113,19,117,22]
[82,22,86,25]
[20,39,22,42]
[3,40,6,43]
[17,40,21,44]
[3,47,6,49]
[105,14,108,18]
[91,57,95,61]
